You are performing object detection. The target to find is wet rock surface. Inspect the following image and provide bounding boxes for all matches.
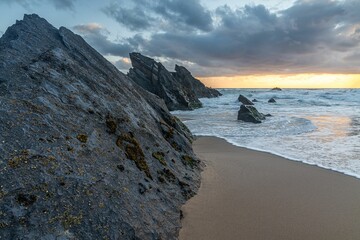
[128,52,221,111]
[238,94,254,105]
[268,98,277,103]
[0,14,201,240]
[237,104,266,123]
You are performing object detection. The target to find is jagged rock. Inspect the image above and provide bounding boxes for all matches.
[0,14,201,239]
[265,114,273,117]
[252,99,258,102]
[237,104,266,123]
[238,94,254,105]
[268,98,277,103]
[172,65,221,98]
[271,87,282,91]
[128,52,221,111]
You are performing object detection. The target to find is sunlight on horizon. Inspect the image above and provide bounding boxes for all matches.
[199,74,360,89]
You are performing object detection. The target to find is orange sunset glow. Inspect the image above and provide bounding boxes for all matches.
[199,74,360,89]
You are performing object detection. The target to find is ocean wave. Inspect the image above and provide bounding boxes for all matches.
[174,88,360,180]
[297,99,331,106]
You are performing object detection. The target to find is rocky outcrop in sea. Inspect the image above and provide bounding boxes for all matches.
[271,87,282,91]
[128,52,221,111]
[238,94,254,105]
[268,97,277,103]
[237,105,266,123]
[0,14,201,239]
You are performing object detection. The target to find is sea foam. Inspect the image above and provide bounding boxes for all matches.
[173,89,360,179]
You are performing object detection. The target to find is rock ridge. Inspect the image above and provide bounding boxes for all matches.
[0,14,201,239]
[128,52,221,111]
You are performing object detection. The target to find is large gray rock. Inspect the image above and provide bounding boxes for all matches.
[237,105,266,123]
[0,14,201,239]
[128,52,221,111]
[172,65,221,98]
[238,94,254,105]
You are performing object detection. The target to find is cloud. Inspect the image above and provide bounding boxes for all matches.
[51,0,75,10]
[114,58,132,70]
[103,0,212,32]
[72,23,133,57]
[115,0,360,76]
[104,1,155,31]
[0,0,76,10]
[153,0,213,32]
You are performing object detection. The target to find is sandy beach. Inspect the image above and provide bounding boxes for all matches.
[179,137,360,240]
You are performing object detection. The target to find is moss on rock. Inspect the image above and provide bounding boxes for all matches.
[76,134,88,143]
[181,155,197,168]
[152,152,166,166]
[8,150,29,168]
[116,132,152,179]
[106,116,117,134]
[157,168,176,183]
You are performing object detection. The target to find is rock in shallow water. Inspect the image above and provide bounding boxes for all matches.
[268,98,277,103]
[238,94,254,105]
[237,105,266,123]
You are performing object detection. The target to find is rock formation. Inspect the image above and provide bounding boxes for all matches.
[128,52,221,111]
[237,105,266,123]
[172,65,221,98]
[252,99,258,102]
[238,94,254,105]
[0,14,201,239]
[268,98,277,103]
[271,87,282,91]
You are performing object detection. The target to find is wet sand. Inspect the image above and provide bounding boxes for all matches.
[179,137,360,240]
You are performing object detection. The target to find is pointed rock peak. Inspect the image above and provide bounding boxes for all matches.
[19,13,56,30]
[23,13,44,21]
[128,52,221,110]
[175,64,191,76]
[1,13,58,45]
[238,94,254,105]
[237,104,265,124]
[129,52,159,69]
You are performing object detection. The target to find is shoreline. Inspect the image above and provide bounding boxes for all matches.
[179,136,360,240]
[194,134,360,180]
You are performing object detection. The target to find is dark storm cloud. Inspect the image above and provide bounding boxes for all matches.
[103,1,155,31]
[153,0,213,32]
[73,24,133,57]
[103,0,213,32]
[0,0,76,10]
[50,0,75,10]
[116,0,360,76]
[91,0,360,75]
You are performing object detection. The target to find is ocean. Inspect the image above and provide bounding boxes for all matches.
[173,89,360,178]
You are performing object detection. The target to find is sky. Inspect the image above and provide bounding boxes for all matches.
[0,0,360,88]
